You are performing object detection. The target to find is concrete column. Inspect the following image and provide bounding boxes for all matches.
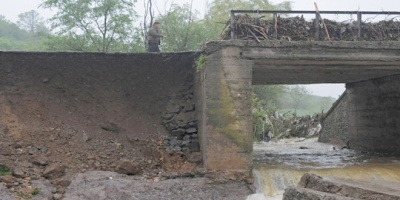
[197,47,253,180]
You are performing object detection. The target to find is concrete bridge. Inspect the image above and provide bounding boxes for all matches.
[0,40,399,182]
[198,40,400,179]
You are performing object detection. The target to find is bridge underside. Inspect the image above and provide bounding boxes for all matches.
[198,41,400,180]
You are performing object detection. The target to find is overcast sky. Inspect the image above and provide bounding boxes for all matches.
[1,0,399,98]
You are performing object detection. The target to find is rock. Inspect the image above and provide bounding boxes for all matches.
[182,147,190,153]
[13,142,22,149]
[176,112,195,122]
[29,146,39,155]
[188,142,200,152]
[101,123,121,133]
[165,123,177,132]
[183,135,191,141]
[162,114,175,120]
[174,146,182,152]
[187,152,202,163]
[298,173,400,200]
[12,166,25,178]
[171,129,185,137]
[169,139,180,146]
[43,164,66,180]
[183,102,195,112]
[177,121,189,128]
[188,121,198,127]
[283,187,355,200]
[0,175,13,183]
[42,78,50,83]
[115,160,140,175]
[0,143,12,156]
[53,194,63,200]
[63,171,252,199]
[299,146,309,149]
[186,127,197,134]
[166,105,181,113]
[0,124,8,135]
[31,179,55,200]
[51,178,71,188]
[181,141,190,147]
[0,184,16,200]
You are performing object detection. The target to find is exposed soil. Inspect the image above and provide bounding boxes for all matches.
[0,52,201,198]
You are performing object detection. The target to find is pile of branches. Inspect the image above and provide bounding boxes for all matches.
[221,14,400,41]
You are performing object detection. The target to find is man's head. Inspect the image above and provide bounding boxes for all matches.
[153,22,161,29]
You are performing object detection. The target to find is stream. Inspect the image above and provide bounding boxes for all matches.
[247,137,400,200]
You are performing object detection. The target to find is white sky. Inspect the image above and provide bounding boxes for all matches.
[1,0,399,98]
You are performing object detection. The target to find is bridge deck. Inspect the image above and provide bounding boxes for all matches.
[204,40,400,85]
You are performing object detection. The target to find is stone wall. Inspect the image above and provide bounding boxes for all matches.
[320,74,400,154]
[319,92,349,146]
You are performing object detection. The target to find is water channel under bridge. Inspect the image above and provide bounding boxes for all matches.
[197,40,400,180]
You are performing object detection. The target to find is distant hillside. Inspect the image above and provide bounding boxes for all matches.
[279,93,337,116]
[0,15,45,51]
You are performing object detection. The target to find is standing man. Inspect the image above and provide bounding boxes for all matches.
[147,22,167,52]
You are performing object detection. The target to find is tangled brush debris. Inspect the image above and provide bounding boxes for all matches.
[221,14,400,41]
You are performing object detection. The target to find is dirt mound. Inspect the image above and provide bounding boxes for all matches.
[222,14,400,41]
[0,51,200,197]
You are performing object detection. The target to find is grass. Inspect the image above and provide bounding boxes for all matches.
[279,94,336,117]
[0,164,11,176]
[32,188,39,195]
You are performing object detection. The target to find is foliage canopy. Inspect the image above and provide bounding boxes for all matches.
[41,0,138,52]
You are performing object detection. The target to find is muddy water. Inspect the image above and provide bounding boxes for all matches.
[247,138,400,200]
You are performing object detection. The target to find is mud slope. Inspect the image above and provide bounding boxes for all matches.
[0,51,200,179]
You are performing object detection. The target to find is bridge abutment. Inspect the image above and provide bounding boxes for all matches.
[320,74,400,154]
[196,47,253,180]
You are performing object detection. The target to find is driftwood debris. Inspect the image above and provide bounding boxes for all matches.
[221,14,400,42]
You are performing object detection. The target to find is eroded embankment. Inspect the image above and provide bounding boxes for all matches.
[0,51,207,197]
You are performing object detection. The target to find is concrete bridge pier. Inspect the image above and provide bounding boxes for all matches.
[196,47,254,181]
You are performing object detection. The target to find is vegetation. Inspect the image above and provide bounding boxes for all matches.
[196,55,206,71]
[40,0,138,52]
[252,85,337,141]
[252,85,286,141]
[32,187,40,195]
[280,95,336,116]
[0,164,11,176]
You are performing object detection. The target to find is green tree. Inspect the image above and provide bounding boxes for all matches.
[41,0,138,52]
[205,0,292,39]
[0,15,47,51]
[253,85,287,111]
[0,15,31,41]
[288,85,311,115]
[252,85,287,141]
[17,10,47,34]
[320,96,335,113]
[156,2,205,51]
